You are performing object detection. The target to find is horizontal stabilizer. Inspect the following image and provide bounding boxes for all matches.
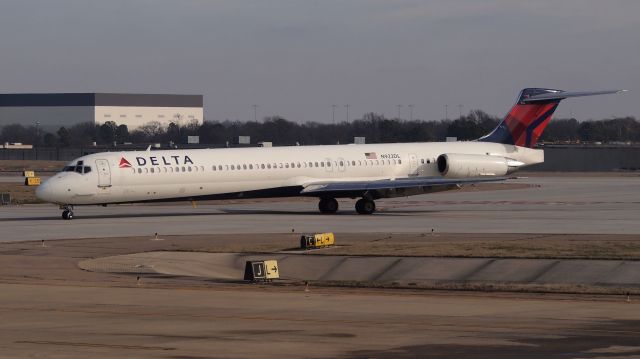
[522,89,626,103]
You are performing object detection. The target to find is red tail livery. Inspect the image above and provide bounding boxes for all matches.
[479,88,623,148]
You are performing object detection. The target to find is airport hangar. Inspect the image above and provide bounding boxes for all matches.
[0,93,203,131]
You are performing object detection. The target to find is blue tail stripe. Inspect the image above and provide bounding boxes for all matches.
[524,104,558,147]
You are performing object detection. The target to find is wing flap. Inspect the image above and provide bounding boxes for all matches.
[301,176,506,194]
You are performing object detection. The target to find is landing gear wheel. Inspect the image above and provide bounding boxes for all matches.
[318,198,339,214]
[355,199,376,214]
[62,210,74,220]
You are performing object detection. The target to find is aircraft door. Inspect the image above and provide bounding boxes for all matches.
[95,159,112,187]
[409,153,418,175]
[324,158,333,173]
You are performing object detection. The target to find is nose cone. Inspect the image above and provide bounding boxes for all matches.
[35,180,54,203]
[36,177,66,204]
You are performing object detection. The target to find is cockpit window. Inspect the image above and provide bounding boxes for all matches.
[62,162,91,174]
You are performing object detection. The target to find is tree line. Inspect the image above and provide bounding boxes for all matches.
[1,110,639,147]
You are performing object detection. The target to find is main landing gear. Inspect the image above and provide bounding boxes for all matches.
[318,198,339,214]
[317,197,377,215]
[355,198,376,215]
[61,205,74,220]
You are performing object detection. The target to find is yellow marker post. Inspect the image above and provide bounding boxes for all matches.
[25,177,41,186]
[264,260,280,280]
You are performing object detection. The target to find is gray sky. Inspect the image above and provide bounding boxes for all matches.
[1,0,638,123]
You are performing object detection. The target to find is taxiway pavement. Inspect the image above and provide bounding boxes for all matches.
[1,176,639,242]
[1,283,639,359]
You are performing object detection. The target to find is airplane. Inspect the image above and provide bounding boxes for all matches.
[36,88,624,220]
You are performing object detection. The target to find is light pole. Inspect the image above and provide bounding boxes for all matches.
[444,104,448,120]
[397,105,403,120]
[332,105,337,125]
[458,104,463,119]
[408,105,414,121]
[345,104,349,123]
[252,105,258,122]
[35,121,40,147]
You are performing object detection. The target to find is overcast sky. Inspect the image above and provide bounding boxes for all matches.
[1,0,638,123]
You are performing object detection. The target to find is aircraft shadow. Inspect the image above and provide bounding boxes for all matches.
[0,211,222,222]
[2,208,441,221]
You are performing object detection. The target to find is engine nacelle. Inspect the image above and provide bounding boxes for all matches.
[437,153,522,178]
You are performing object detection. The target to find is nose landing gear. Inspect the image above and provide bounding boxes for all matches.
[60,205,74,220]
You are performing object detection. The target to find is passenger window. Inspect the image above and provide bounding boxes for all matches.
[182,166,186,172]
[315,162,319,167]
[249,164,253,169]
[212,166,216,171]
[144,168,149,173]
[427,159,431,164]
[421,159,425,164]
[398,159,402,164]
[327,162,331,167]
[339,161,344,166]
[352,161,355,166]
[150,167,155,173]
[267,164,271,169]
[285,163,290,168]
[320,162,324,167]
[261,164,265,169]
[243,164,247,170]
[290,162,295,168]
[230,165,235,170]
[138,168,142,174]
[297,162,301,168]
[188,166,192,172]
[218,165,223,170]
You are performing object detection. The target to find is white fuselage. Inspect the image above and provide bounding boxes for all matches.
[36,141,543,205]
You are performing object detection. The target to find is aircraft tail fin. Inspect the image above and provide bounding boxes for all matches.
[478,88,625,148]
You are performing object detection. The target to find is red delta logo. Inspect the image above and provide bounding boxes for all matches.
[119,157,132,168]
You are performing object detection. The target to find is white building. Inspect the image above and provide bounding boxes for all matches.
[0,93,203,131]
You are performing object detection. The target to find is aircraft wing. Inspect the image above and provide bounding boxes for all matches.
[300,176,506,194]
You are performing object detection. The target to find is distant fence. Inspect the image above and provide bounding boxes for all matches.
[0,147,104,161]
[1,145,640,171]
[528,146,640,172]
